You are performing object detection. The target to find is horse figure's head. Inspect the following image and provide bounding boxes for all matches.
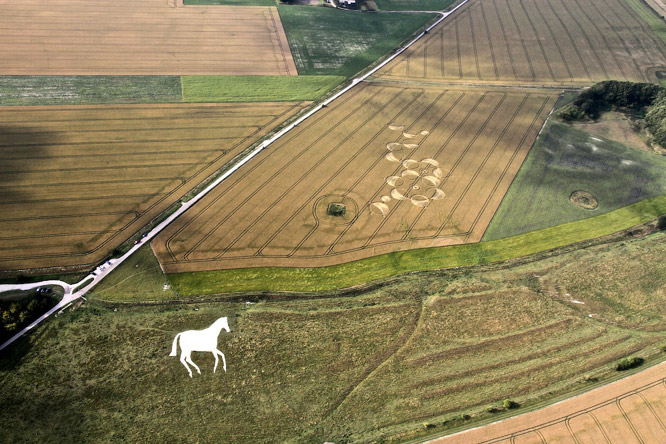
[212,316,230,333]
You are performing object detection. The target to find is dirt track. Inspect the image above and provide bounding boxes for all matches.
[432,360,666,444]
[0,0,297,75]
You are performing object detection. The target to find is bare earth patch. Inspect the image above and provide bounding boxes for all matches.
[571,111,658,154]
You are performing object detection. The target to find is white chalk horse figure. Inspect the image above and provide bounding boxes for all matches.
[170,316,230,377]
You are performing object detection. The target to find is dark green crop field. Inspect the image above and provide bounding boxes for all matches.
[484,121,666,241]
[278,6,436,76]
[0,76,182,106]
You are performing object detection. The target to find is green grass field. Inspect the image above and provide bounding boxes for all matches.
[626,0,666,46]
[278,6,435,76]
[374,0,455,11]
[4,230,666,443]
[181,75,344,102]
[483,121,666,241]
[0,76,182,106]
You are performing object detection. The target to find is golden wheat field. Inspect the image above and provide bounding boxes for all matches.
[0,102,307,271]
[0,0,297,75]
[377,0,666,85]
[152,83,557,273]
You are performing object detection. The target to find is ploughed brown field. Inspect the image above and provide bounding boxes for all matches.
[0,0,297,75]
[377,0,666,85]
[152,83,557,273]
[434,361,666,444]
[0,102,307,271]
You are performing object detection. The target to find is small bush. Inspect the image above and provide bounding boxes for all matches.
[486,406,501,413]
[661,344,666,352]
[422,422,435,429]
[615,356,644,371]
[460,413,471,420]
[503,399,519,410]
[583,374,599,383]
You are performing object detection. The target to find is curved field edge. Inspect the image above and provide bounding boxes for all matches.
[166,195,666,296]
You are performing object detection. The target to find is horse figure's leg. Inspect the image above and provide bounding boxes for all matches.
[214,349,227,372]
[179,349,193,378]
[212,351,219,373]
[186,354,201,375]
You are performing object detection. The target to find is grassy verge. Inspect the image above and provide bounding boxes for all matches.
[626,0,666,45]
[91,246,178,303]
[483,121,666,240]
[0,76,181,106]
[166,195,666,296]
[374,0,455,11]
[4,230,666,443]
[278,6,436,76]
[181,75,344,102]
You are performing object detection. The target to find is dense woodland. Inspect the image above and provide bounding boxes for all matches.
[560,80,666,148]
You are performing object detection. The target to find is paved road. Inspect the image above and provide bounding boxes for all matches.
[0,5,470,353]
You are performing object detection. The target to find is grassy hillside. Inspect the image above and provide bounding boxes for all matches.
[484,121,666,241]
[4,230,666,443]
[181,75,344,102]
[278,6,435,76]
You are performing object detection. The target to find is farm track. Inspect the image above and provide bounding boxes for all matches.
[0,0,297,75]
[0,102,307,271]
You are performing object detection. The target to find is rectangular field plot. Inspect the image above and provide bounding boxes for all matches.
[153,83,556,273]
[0,0,297,75]
[377,0,666,85]
[0,102,306,271]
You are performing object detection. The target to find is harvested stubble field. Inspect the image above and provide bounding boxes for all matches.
[0,0,297,75]
[152,83,556,273]
[376,0,666,85]
[6,229,666,443]
[0,102,307,272]
[434,362,666,444]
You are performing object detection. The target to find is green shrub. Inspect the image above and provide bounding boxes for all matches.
[460,413,471,420]
[503,399,519,409]
[614,356,644,371]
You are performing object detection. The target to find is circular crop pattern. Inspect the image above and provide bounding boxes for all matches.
[570,190,598,210]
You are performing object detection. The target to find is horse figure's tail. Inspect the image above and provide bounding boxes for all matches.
[169,333,181,356]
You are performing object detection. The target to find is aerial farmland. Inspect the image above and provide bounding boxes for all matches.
[2,0,666,443]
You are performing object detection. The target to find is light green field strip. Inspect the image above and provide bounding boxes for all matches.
[626,0,666,45]
[168,195,666,295]
[181,75,345,102]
